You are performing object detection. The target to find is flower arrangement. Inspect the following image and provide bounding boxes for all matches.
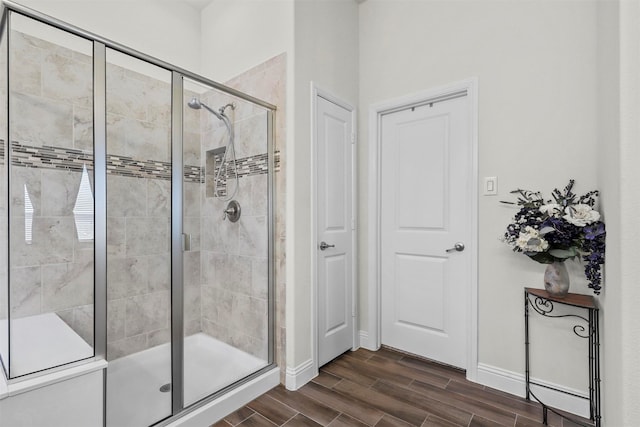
[502,180,606,294]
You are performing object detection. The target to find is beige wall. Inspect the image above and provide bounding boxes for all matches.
[596,0,622,424]
[605,0,640,423]
[200,0,293,83]
[359,0,640,420]
[291,0,359,367]
[359,0,600,389]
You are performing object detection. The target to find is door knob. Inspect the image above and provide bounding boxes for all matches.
[445,242,465,253]
[319,241,335,251]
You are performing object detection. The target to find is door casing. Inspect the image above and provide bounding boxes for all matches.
[311,82,358,377]
[365,78,479,381]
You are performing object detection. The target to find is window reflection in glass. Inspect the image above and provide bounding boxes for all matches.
[73,164,93,242]
[24,184,33,244]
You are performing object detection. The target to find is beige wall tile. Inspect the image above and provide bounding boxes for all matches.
[41,259,93,312]
[11,92,73,148]
[42,52,92,108]
[124,217,169,256]
[124,290,169,337]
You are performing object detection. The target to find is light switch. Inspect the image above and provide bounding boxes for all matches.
[484,176,498,196]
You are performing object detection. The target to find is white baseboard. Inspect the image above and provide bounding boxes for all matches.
[476,363,590,418]
[358,330,378,351]
[169,367,279,427]
[285,359,316,391]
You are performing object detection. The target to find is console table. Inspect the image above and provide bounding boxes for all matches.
[524,288,601,427]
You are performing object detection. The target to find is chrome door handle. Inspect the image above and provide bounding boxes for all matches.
[319,241,335,251]
[446,242,465,253]
[182,233,191,252]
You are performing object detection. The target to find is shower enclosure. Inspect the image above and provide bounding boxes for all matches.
[0,3,275,426]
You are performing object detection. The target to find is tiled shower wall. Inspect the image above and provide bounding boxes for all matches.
[182,55,285,363]
[223,54,286,372]
[194,90,270,359]
[104,59,174,359]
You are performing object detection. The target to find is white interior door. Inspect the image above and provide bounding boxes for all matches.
[316,94,354,367]
[380,96,471,369]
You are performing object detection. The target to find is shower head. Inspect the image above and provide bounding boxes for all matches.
[187,97,202,110]
[187,97,224,120]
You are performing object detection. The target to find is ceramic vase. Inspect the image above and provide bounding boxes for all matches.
[544,261,570,298]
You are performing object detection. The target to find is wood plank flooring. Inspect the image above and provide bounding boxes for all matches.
[211,347,592,427]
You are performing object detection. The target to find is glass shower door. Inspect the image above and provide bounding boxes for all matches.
[105,48,173,427]
[182,78,271,406]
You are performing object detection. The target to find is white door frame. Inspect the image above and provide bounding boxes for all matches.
[310,82,358,377]
[366,78,479,381]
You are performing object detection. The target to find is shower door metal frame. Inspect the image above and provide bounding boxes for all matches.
[171,71,185,414]
[0,4,9,380]
[93,41,107,363]
[0,1,278,425]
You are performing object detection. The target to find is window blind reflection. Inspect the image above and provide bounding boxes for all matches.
[73,164,93,242]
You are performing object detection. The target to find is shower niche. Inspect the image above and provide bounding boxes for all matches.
[0,4,276,427]
[205,146,226,198]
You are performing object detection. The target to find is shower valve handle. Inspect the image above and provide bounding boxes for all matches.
[223,207,236,219]
[223,200,241,223]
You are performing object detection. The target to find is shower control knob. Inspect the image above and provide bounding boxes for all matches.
[223,200,241,223]
[319,241,335,251]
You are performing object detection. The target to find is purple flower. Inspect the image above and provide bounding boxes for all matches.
[585,223,606,240]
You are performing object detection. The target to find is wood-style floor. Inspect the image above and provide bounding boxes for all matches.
[211,347,592,427]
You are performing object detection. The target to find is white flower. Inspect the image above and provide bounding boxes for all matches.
[563,204,601,227]
[515,226,549,252]
[539,203,561,217]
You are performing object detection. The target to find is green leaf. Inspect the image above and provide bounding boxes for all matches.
[539,226,555,235]
[526,252,555,264]
[549,248,578,259]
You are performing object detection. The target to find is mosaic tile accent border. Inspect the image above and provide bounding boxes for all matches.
[107,154,170,180]
[12,142,92,172]
[5,141,280,183]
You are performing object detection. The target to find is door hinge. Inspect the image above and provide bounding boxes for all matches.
[351,132,356,144]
